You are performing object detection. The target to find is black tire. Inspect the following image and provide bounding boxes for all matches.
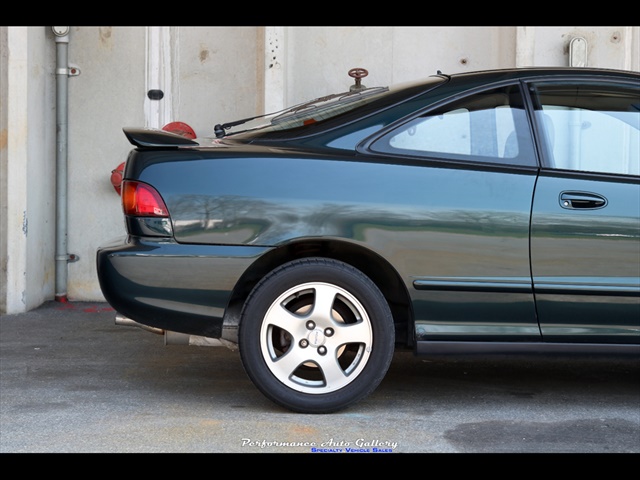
[238,258,395,413]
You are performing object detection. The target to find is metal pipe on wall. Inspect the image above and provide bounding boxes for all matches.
[53,26,70,302]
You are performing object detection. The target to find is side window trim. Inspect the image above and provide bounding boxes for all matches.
[526,79,640,177]
[366,81,538,168]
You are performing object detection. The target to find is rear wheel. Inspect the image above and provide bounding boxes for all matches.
[239,258,395,413]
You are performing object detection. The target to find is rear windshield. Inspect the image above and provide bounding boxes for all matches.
[216,76,445,139]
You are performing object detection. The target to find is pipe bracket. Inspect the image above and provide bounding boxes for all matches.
[57,65,81,77]
[56,254,80,263]
[68,65,81,76]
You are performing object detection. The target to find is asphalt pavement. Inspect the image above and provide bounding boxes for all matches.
[1,300,639,454]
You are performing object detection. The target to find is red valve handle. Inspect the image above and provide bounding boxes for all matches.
[348,68,368,79]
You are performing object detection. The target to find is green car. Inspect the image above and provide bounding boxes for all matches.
[97,67,640,413]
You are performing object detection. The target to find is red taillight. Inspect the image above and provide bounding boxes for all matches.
[121,181,169,217]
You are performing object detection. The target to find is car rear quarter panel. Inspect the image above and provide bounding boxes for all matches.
[133,148,541,340]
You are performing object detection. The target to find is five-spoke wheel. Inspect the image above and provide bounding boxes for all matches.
[239,258,394,413]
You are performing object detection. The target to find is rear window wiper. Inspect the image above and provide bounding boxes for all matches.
[214,113,269,138]
[213,88,386,138]
[213,98,329,138]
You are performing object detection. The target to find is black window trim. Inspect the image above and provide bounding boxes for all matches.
[360,78,541,171]
[522,75,640,175]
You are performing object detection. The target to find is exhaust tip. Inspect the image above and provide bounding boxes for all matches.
[114,314,238,351]
[115,314,163,334]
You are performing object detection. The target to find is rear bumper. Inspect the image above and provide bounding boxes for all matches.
[96,236,270,338]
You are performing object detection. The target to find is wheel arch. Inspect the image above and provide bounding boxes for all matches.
[224,239,414,348]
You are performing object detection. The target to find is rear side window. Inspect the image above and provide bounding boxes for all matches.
[370,84,537,166]
[530,81,640,176]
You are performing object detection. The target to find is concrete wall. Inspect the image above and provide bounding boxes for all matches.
[524,26,637,70]
[0,27,7,313]
[284,26,517,105]
[170,27,265,137]
[1,26,639,313]
[64,27,146,300]
[1,27,56,313]
[64,26,266,301]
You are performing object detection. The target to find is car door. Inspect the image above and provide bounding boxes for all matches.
[528,78,640,344]
[369,82,542,342]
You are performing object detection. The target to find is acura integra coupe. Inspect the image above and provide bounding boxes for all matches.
[97,67,640,413]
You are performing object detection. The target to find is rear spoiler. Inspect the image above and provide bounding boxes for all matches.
[123,127,199,148]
